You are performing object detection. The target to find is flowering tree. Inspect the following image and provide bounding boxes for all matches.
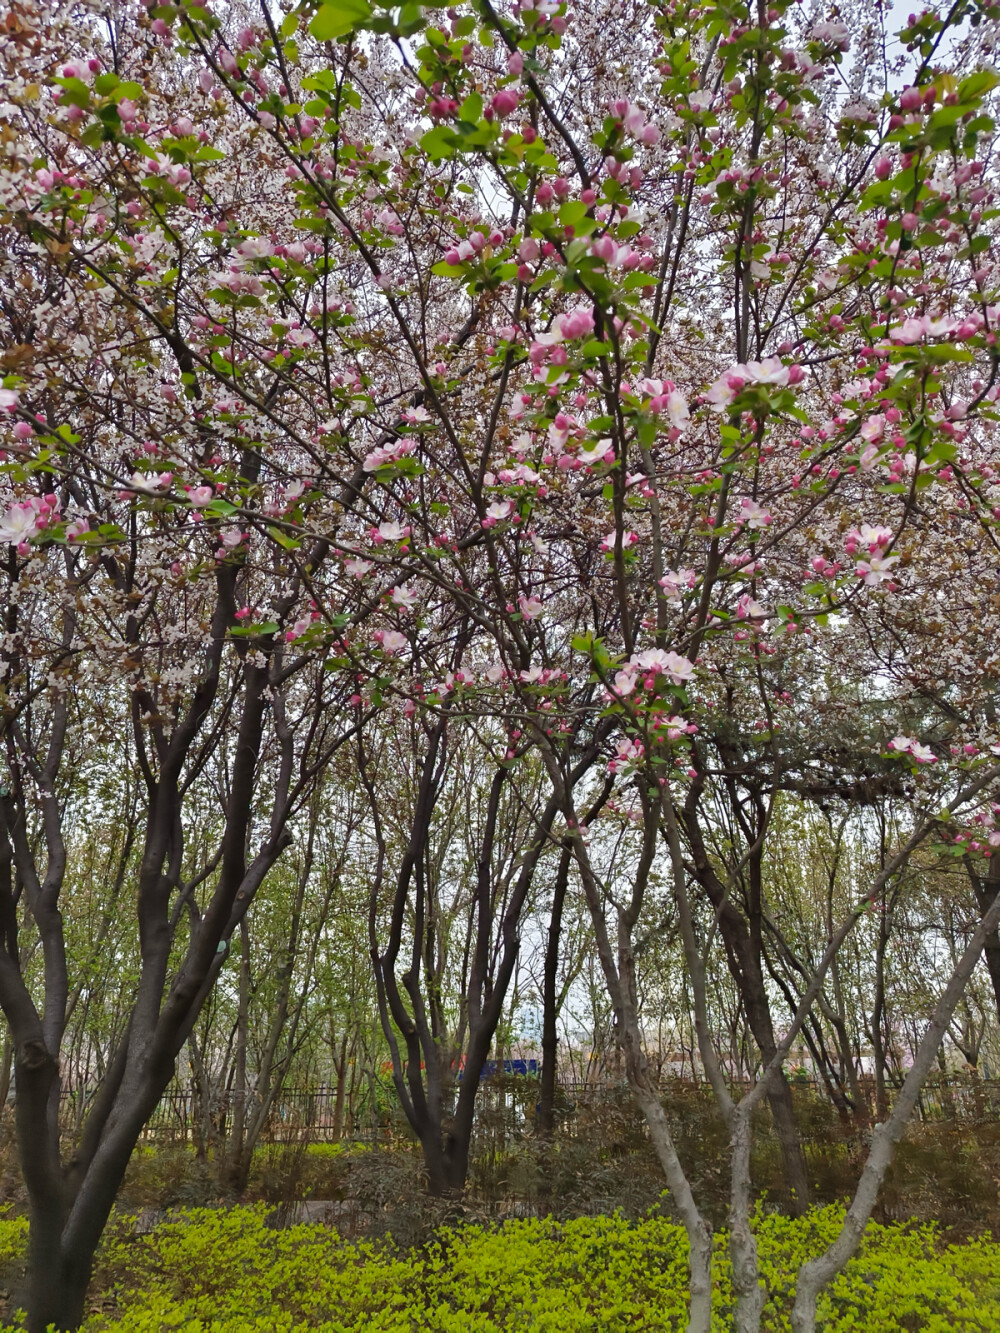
[4,0,1000,1326]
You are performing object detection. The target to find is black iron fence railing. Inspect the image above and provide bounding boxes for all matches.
[42,1073,1000,1147]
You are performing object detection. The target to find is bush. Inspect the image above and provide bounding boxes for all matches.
[3,1204,999,1331]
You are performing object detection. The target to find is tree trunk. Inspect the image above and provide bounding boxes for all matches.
[25,1254,90,1333]
[537,847,570,1141]
[0,1033,13,1112]
[685,801,811,1212]
[222,919,250,1194]
[790,881,1000,1332]
[870,913,891,1121]
[332,1030,349,1141]
[556,782,714,1333]
[966,853,1000,1020]
[13,1038,69,1331]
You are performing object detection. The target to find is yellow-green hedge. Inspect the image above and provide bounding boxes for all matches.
[2,1204,999,1330]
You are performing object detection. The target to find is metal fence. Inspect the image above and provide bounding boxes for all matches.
[49,1072,1000,1147]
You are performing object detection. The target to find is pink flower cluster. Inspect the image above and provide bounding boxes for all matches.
[845,524,899,587]
[608,99,661,146]
[888,735,937,764]
[612,648,695,698]
[704,357,804,410]
[363,438,417,472]
[0,494,60,551]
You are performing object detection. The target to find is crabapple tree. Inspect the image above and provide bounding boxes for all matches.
[4,0,1000,1328]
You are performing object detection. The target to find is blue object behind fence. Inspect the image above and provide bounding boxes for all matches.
[458,1059,538,1081]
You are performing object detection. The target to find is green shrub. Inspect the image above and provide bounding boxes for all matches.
[0,1214,26,1267]
[3,1204,999,1330]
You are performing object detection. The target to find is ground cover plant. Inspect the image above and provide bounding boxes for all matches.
[2,1204,1000,1331]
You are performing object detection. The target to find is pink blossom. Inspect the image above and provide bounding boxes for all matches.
[631,648,694,685]
[889,735,936,763]
[908,742,937,764]
[373,520,411,543]
[600,530,638,552]
[664,390,690,431]
[579,440,616,466]
[662,716,698,739]
[890,314,958,345]
[658,568,697,604]
[735,594,767,620]
[128,471,173,494]
[237,236,273,261]
[608,737,644,773]
[213,270,265,297]
[285,616,311,642]
[518,594,544,620]
[810,18,849,47]
[613,669,637,697]
[491,90,519,118]
[363,439,416,472]
[483,500,513,528]
[855,554,899,586]
[558,308,595,340]
[737,498,772,530]
[390,583,418,612]
[379,630,408,656]
[0,502,41,545]
[623,104,646,137]
[743,357,794,386]
[704,370,747,410]
[858,523,892,551]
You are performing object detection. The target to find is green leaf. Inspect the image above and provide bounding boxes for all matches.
[558,200,588,228]
[229,620,279,637]
[958,70,1000,103]
[309,0,372,40]
[580,339,610,358]
[56,76,91,109]
[458,91,482,124]
[420,125,459,160]
[266,525,302,550]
